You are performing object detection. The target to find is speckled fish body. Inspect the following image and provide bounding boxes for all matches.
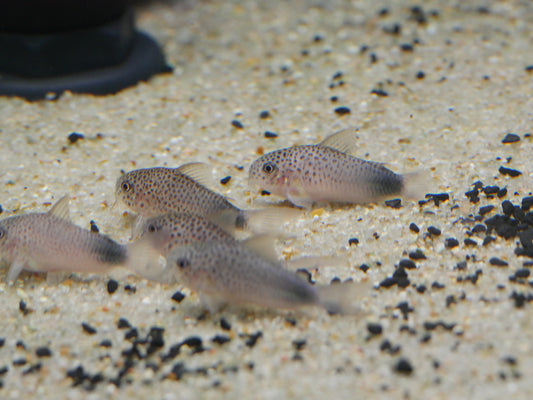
[248,130,409,207]
[135,212,235,257]
[115,164,246,228]
[166,240,349,313]
[0,197,129,282]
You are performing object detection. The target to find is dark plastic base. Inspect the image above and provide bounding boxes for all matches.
[0,9,172,100]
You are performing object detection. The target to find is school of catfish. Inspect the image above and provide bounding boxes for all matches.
[0,129,420,314]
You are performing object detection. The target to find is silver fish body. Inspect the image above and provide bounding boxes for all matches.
[248,130,413,207]
[167,240,347,313]
[0,197,128,282]
[115,164,247,228]
[135,212,235,257]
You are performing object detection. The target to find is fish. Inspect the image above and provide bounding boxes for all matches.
[165,239,365,314]
[248,129,423,208]
[0,196,159,283]
[134,212,235,257]
[115,162,300,232]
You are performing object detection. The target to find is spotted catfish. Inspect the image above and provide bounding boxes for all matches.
[165,239,365,314]
[116,163,299,232]
[0,196,158,283]
[249,129,423,208]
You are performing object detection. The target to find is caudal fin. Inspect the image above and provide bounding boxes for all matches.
[402,171,427,202]
[316,281,371,316]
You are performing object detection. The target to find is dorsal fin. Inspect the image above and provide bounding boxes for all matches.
[317,128,360,155]
[48,195,71,221]
[175,162,213,188]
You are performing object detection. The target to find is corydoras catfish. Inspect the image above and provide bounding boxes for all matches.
[249,129,423,208]
[0,196,158,283]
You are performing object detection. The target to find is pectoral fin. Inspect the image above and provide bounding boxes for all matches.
[7,259,26,283]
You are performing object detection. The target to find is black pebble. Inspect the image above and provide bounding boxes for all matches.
[244,331,263,348]
[117,317,131,329]
[498,187,508,198]
[0,205,3,214]
[522,196,533,212]
[371,88,388,97]
[171,291,186,303]
[334,106,351,115]
[499,166,522,177]
[107,279,118,294]
[464,238,478,246]
[0,366,8,375]
[483,236,496,246]
[13,358,27,366]
[0,338,4,348]
[259,110,270,119]
[231,120,244,129]
[181,336,204,353]
[124,284,136,293]
[514,269,530,279]
[367,323,383,335]
[68,132,84,144]
[348,237,359,246]
[427,226,441,236]
[385,199,402,208]
[490,257,508,267]
[264,131,278,138]
[409,223,420,233]
[261,190,270,196]
[359,264,370,273]
[444,238,459,249]
[483,186,500,196]
[479,205,495,216]
[81,322,97,335]
[394,358,414,375]
[416,71,425,79]
[408,250,426,260]
[431,281,445,289]
[502,133,520,144]
[501,200,515,216]
[211,335,231,345]
[330,96,338,102]
[400,43,414,52]
[35,347,52,357]
[89,220,99,233]
[125,328,138,340]
[220,176,231,185]
[220,318,232,331]
[399,259,416,269]
[19,300,29,315]
[99,339,112,347]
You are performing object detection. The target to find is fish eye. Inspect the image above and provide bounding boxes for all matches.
[147,224,157,233]
[0,228,5,239]
[262,162,276,174]
[121,181,132,192]
[176,257,190,269]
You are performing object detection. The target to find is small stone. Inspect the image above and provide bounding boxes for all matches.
[211,335,231,345]
[502,133,520,144]
[99,339,112,347]
[499,166,522,177]
[261,190,270,196]
[394,358,414,375]
[409,223,420,233]
[408,250,426,260]
[427,226,441,236]
[400,43,414,52]
[107,279,118,294]
[490,257,508,267]
[399,259,417,269]
[81,322,97,335]
[497,187,508,198]
[35,347,52,357]
[479,205,495,216]
[359,264,370,273]
[259,110,270,119]
[244,331,263,347]
[416,71,425,79]
[220,176,231,185]
[231,120,244,129]
[464,238,478,246]
[117,317,131,329]
[89,220,99,233]
[514,269,530,278]
[348,237,359,246]
[444,238,459,249]
[371,88,388,97]
[171,291,186,303]
[483,236,496,246]
[334,106,351,115]
[501,200,515,216]
[385,198,402,208]
[367,323,383,335]
[220,318,232,331]
[264,131,278,138]
[68,132,84,144]
[522,196,533,212]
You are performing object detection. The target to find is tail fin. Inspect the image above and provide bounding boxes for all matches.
[402,171,427,202]
[210,207,301,235]
[241,207,302,234]
[316,281,371,316]
[125,234,174,283]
